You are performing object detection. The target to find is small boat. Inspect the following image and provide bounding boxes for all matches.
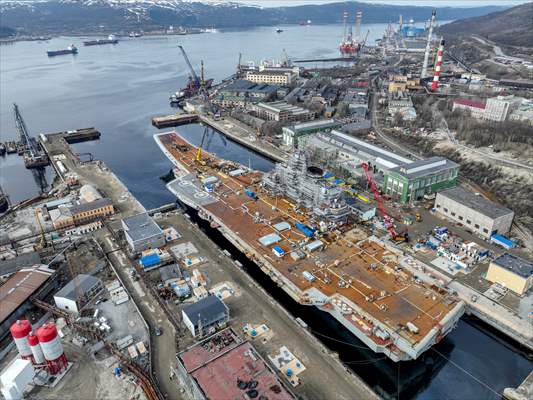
[129,32,143,38]
[0,143,6,156]
[47,44,78,57]
[276,28,283,33]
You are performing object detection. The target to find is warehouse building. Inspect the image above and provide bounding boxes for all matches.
[70,198,114,225]
[54,274,104,314]
[486,253,533,296]
[0,265,56,341]
[245,65,299,86]
[253,101,315,123]
[384,157,459,203]
[282,119,341,147]
[182,295,229,338]
[302,130,412,174]
[434,187,514,239]
[213,79,278,108]
[122,212,166,254]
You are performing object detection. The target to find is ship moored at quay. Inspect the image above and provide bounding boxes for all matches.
[154,131,465,362]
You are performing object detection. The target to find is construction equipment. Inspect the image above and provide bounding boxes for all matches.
[421,10,437,79]
[178,45,200,88]
[14,104,49,169]
[416,213,422,222]
[195,126,209,165]
[177,45,213,98]
[34,208,47,250]
[361,162,408,243]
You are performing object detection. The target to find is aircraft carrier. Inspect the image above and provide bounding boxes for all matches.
[154,131,465,362]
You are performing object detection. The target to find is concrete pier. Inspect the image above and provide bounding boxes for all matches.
[198,114,289,163]
[152,113,198,128]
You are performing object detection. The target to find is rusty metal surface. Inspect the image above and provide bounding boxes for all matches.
[158,132,460,349]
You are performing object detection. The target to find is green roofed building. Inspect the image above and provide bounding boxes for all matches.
[383,157,459,203]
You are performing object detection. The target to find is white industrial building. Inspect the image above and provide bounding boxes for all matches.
[253,101,315,123]
[1,359,34,400]
[122,212,166,254]
[434,187,514,239]
[54,274,104,314]
[245,65,299,86]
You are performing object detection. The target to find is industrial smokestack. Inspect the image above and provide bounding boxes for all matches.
[431,38,445,91]
[421,9,436,79]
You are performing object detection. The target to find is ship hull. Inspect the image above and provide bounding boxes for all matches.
[154,131,465,362]
[47,49,78,57]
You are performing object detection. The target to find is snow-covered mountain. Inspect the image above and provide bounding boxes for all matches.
[0,0,504,35]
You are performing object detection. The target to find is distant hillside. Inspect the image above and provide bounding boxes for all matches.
[0,26,16,38]
[438,2,533,48]
[0,0,505,34]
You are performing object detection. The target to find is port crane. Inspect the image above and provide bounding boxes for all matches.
[178,45,200,90]
[14,103,49,169]
[361,162,408,243]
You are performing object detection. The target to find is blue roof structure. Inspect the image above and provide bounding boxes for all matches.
[140,253,160,267]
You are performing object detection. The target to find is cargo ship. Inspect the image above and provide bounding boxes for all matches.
[154,131,465,362]
[47,44,78,57]
[83,35,118,46]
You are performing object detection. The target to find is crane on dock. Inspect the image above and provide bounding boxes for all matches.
[361,162,408,243]
[178,45,213,98]
[13,103,49,169]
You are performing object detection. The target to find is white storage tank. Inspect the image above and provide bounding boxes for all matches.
[36,322,68,375]
[9,320,33,361]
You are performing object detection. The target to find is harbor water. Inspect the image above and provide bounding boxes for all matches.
[1,25,531,399]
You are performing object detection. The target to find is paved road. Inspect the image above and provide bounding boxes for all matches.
[99,232,183,400]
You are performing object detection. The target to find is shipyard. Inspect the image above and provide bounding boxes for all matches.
[1,2,532,400]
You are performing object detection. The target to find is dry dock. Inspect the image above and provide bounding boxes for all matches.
[198,114,289,162]
[37,127,379,400]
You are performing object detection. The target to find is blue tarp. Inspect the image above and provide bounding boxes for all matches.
[323,172,334,179]
[295,222,315,238]
[491,234,515,249]
[140,253,161,267]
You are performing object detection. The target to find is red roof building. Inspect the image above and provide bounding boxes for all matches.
[453,98,486,109]
[177,329,294,400]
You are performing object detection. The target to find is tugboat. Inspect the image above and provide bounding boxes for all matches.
[47,44,78,57]
[83,34,118,46]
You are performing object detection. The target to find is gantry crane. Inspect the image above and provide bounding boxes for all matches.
[361,162,408,243]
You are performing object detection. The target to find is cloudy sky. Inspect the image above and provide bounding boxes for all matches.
[231,0,528,7]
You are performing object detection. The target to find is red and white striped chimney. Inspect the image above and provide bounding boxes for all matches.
[431,38,445,91]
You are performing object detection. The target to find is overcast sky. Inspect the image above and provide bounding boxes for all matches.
[232,0,529,7]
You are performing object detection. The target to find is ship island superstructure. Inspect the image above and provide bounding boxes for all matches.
[154,131,465,362]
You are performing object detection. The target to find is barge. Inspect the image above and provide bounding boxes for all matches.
[154,131,465,362]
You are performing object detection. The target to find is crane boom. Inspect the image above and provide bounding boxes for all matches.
[178,45,199,86]
[14,103,38,158]
[361,162,406,241]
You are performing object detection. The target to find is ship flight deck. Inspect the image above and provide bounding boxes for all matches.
[155,131,465,362]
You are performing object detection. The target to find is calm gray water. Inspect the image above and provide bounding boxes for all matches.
[1,24,531,399]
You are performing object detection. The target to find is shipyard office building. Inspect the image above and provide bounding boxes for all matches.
[434,187,514,239]
[122,213,165,254]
